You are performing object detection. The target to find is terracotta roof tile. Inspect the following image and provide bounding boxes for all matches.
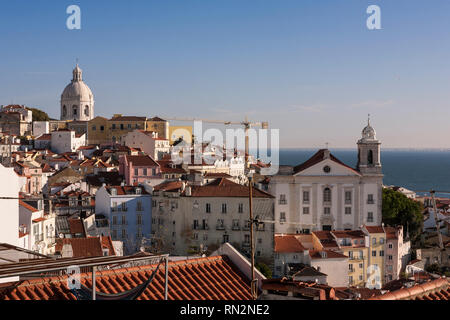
[0,256,253,300]
[19,200,39,213]
[125,155,159,167]
[274,235,306,253]
[370,278,449,300]
[189,178,274,198]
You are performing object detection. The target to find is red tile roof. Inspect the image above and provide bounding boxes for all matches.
[156,160,186,174]
[125,155,159,167]
[262,278,337,300]
[274,235,306,253]
[0,255,253,300]
[109,115,147,121]
[309,250,348,260]
[370,278,449,300]
[106,185,150,195]
[153,180,184,192]
[293,149,360,175]
[18,200,39,213]
[68,219,85,236]
[55,237,111,258]
[364,225,385,234]
[331,230,365,239]
[35,134,51,141]
[189,178,274,198]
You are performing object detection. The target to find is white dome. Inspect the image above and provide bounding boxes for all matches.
[60,64,95,121]
[61,81,93,101]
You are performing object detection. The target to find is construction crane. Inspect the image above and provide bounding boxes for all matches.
[164,116,269,171]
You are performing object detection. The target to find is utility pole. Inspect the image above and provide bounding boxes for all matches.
[248,174,257,300]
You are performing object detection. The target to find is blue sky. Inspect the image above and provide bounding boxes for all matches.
[1,0,450,148]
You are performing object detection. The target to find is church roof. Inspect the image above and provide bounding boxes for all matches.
[293,149,360,175]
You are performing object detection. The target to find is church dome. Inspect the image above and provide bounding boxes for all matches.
[361,116,376,140]
[61,65,93,101]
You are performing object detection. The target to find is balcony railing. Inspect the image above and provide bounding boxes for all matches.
[278,200,287,205]
[367,199,375,204]
[216,225,225,230]
[232,225,241,231]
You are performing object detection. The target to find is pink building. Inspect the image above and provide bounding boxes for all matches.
[119,155,161,185]
[385,225,411,282]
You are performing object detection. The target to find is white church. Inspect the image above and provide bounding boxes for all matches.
[268,119,383,234]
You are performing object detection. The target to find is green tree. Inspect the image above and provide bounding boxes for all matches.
[255,262,272,278]
[27,107,51,121]
[382,188,424,243]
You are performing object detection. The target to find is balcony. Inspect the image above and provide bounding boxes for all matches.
[232,225,241,231]
[278,200,287,205]
[216,225,225,231]
[367,199,375,205]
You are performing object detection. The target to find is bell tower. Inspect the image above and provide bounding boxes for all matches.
[357,115,382,175]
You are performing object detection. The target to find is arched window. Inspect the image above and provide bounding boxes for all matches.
[368,150,374,165]
[85,105,89,116]
[323,187,332,203]
[62,105,67,117]
[72,105,78,116]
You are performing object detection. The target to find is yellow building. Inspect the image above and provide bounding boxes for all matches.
[169,125,193,144]
[331,230,370,288]
[147,117,169,140]
[362,225,386,288]
[87,116,109,145]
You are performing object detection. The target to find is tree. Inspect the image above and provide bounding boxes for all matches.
[256,262,272,279]
[27,107,52,121]
[382,188,424,243]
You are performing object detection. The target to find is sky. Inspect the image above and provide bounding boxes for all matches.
[0,0,450,149]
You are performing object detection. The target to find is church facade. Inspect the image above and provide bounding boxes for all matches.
[60,65,94,121]
[268,120,383,234]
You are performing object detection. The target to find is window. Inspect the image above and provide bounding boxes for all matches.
[121,202,127,212]
[221,203,227,214]
[206,203,211,213]
[112,202,117,212]
[367,212,374,222]
[372,238,377,245]
[232,219,240,229]
[359,263,363,268]
[323,188,331,203]
[244,234,250,244]
[120,124,124,130]
[143,168,147,176]
[279,212,286,223]
[372,250,376,257]
[303,207,310,215]
[136,200,144,211]
[137,214,143,225]
[92,125,96,131]
[72,105,78,115]
[121,215,126,225]
[128,124,132,129]
[345,191,352,204]
[85,106,89,116]
[112,230,117,239]
[100,125,104,131]
[388,243,393,249]
[368,150,373,165]
[121,229,126,239]
[238,203,243,213]
[379,250,384,257]
[345,207,352,215]
[223,234,229,243]
[303,191,310,204]
[134,168,139,176]
[367,194,374,204]
[193,220,199,230]
[112,124,116,130]
[349,276,353,284]
[349,264,354,271]
[279,194,287,205]
[388,255,393,261]
[380,237,385,244]
[324,207,331,215]
[112,216,117,225]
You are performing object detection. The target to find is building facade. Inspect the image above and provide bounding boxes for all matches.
[268,120,383,234]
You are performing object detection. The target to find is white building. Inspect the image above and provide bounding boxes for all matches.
[51,129,86,154]
[268,120,383,233]
[33,121,50,137]
[122,129,170,160]
[0,164,20,283]
[95,185,152,255]
[60,64,95,121]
